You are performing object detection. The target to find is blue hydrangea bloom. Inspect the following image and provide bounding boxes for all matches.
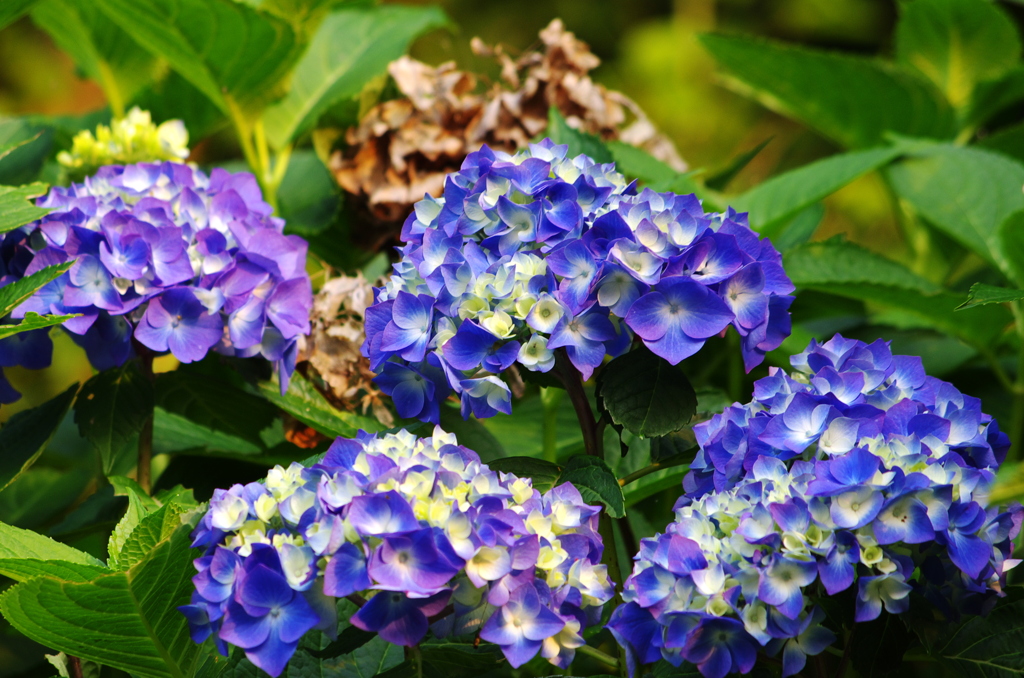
[182,427,614,675]
[609,335,1023,678]
[362,140,793,423]
[1,162,312,393]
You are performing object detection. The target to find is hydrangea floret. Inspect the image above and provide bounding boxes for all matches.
[609,335,1022,678]
[57,107,190,172]
[362,139,793,423]
[2,161,311,387]
[181,427,614,676]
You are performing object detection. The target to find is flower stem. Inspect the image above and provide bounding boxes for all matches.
[411,644,423,678]
[136,346,155,495]
[834,626,855,678]
[69,656,83,678]
[554,350,602,457]
[576,644,619,669]
[540,387,563,463]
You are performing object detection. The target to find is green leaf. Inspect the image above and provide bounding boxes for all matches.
[0,312,78,339]
[0,132,42,164]
[648,430,697,465]
[156,367,276,449]
[557,455,625,518]
[967,65,1024,128]
[308,625,376,660]
[262,4,448,148]
[980,120,1024,164]
[771,202,825,252]
[0,262,70,319]
[257,371,383,439]
[0,520,102,565]
[699,33,957,149]
[597,345,697,439]
[106,475,160,568]
[112,501,191,570]
[0,384,77,493]
[94,0,304,114]
[895,0,1020,109]
[731,146,902,234]
[0,0,38,30]
[886,143,1024,277]
[0,520,203,678]
[31,0,158,113]
[546,108,613,163]
[487,456,562,493]
[849,610,913,678]
[705,137,772,191]
[438,403,505,462]
[74,363,154,476]
[0,182,50,234]
[957,283,1024,310]
[0,559,109,583]
[785,239,1012,348]
[929,587,1024,676]
[997,210,1024,288]
[605,140,699,195]
[277,151,340,235]
[0,118,53,185]
[153,407,263,457]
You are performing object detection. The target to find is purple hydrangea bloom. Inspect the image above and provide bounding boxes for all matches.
[2,162,312,393]
[610,334,1022,678]
[182,427,615,675]
[362,140,793,423]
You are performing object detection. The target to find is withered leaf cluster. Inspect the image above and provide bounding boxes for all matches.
[331,19,685,246]
[296,273,395,429]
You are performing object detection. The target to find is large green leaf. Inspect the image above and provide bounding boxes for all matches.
[0,559,109,583]
[0,118,53,185]
[31,0,158,113]
[0,0,38,30]
[153,406,263,456]
[257,371,383,439]
[0,521,202,678]
[0,520,103,565]
[967,66,1024,128]
[731,146,902,234]
[557,455,625,518]
[262,4,448,148]
[0,182,49,234]
[597,345,697,439]
[979,120,1024,164]
[0,312,78,339]
[785,239,1011,348]
[74,363,154,475]
[928,588,1024,676]
[546,108,613,163]
[700,33,956,149]
[487,457,562,493]
[998,210,1024,289]
[111,501,192,570]
[886,143,1024,277]
[277,150,340,235]
[894,0,1020,109]
[957,283,1024,310]
[0,384,77,493]
[94,0,304,114]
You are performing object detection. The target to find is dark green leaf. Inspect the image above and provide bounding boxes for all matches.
[546,108,613,163]
[557,455,625,518]
[262,4,449,148]
[731,146,901,234]
[0,384,77,493]
[785,239,1012,348]
[0,182,50,234]
[967,66,1024,128]
[487,456,562,493]
[130,70,227,141]
[957,283,1024,310]
[257,371,383,439]
[700,33,956,149]
[604,140,701,195]
[0,262,71,319]
[648,430,697,465]
[278,151,340,235]
[997,210,1024,288]
[153,407,262,456]
[704,137,772,191]
[94,0,304,113]
[980,121,1024,164]
[929,587,1024,676]
[0,519,103,565]
[0,132,42,164]
[772,203,825,251]
[895,0,1020,109]
[0,521,203,678]
[308,625,376,659]
[479,389,584,460]
[0,118,53,185]
[886,143,1024,276]
[31,0,158,112]
[156,367,276,448]
[849,612,913,677]
[598,345,697,439]
[0,0,38,30]
[74,363,154,475]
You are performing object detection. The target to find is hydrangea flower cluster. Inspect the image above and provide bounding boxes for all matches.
[181,427,614,676]
[57,107,189,173]
[362,140,793,423]
[5,161,311,386]
[609,335,1022,678]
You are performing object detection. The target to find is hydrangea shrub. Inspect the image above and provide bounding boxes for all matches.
[362,140,793,423]
[2,161,311,389]
[182,428,614,676]
[609,335,1022,678]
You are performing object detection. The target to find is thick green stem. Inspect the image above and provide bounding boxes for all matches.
[541,387,564,463]
[575,644,619,669]
[411,645,423,678]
